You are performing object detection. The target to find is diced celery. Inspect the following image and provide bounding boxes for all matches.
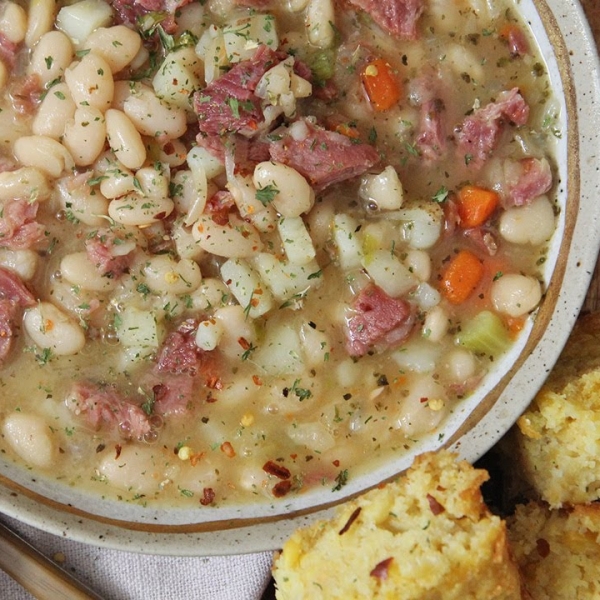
[456,310,511,356]
[308,49,336,83]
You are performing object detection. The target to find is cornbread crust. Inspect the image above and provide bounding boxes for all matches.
[508,502,600,599]
[512,311,600,507]
[272,451,523,600]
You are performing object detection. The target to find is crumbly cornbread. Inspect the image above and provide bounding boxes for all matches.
[508,501,600,599]
[511,311,600,507]
[272,451,523,600]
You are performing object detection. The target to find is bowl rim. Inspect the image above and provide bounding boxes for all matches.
[1,0,600,556]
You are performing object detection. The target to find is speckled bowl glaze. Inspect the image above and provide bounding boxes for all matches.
[1,0,600,556]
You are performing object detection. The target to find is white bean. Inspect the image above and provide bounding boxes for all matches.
[32,83,76,140]
[0,249,39,281]
[65,53,114,111]
[123,83,187,139]
[394,375,447,436]
[13,136,74,178]
[422,305,449,343]
[62,106,106,166]
[404,249,431,281]
[499,195,555,245]
[221,258,273,318]
[306,0,336,49]
[193,213,263,258]
[95,155,138,199]
[360,165,404,210]
[61,251,117,292]
[104,108,146,169]
[28,31,74,86]
[442,348,477,384]
[189,277,230,311]
[24,302,86,356]
[143,255,202,295]
[153,46,203,109]
[84,25,142,74]
[0,2,27,44]
[253,161,314,217]
[213,305,257,360]
[25,0,56,48]
[187,145,225,181]
[58,181,109,227]
[277,216,316,265]
[155,139,187,168]
[2,413,56,468]
[0,167,51,202]
[98,445,166,495]
[491,273,542,317]
[134,164,170,199]
[195,317,223,351]
[108,193,174,226]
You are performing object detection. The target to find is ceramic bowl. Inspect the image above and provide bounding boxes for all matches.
[1,0,600,555]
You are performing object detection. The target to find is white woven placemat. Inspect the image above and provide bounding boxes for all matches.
[1,516,273,600]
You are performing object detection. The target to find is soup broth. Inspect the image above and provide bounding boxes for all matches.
[0,0,559,507]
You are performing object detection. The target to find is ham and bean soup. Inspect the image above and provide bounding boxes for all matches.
[0,0,559,507]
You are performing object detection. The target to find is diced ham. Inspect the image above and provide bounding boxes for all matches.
[0,199,46,251]
[156,318,204,375]
[85,229,134,278]
[0,267,36,364]
[66,381,154,441]
[417,98,446,161]
[346,0,425,40]
[194,46,279,137]
[151,376,194,416]
[9,74,42,116]
[205,190,236,226]
[455,88,529,168]
[0,265,36,307]
[269,118,379,192]
[0,33,19,69]
[345,284,414,357]
[502,157,553,207]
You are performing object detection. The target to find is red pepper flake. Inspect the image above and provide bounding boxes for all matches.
[420,396,429,403]
[332,459,340,467]
[238,337,251,350]
[370,557,394,580]
[221,441,236,458]
[339,506,361,535]
[252,375,263,386]
[206,376,222,390]
[426,493,445,515]
[114,444,122,459]
[272,480,292,497]
[536,538,550,558]
[290,453,298,460]
[190,452,204,467]
[263,460,291,480]
[206,392,217,403]
[200,487,216,506]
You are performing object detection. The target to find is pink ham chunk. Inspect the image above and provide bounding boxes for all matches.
[269,118,379,192]
[455,88,529,168]
[346,0,425,40]
[66,381,154,441]
[346,284,414,357]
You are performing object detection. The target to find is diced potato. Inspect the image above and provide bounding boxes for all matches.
[278,216,316,266]
[223,14,279,63]
[221,258,273,318]
[332,213,363,270]
[116,307,163,349]
[153,47,203,110]
[362,249,418,297]
[254,321,304,376]
[56,0,113,46]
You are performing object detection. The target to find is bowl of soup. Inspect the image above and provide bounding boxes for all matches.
[0,0,598,555]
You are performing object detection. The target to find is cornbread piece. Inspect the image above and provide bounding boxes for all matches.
[272,451,523,600]
[508,502,600,599]
[512,311,600,507]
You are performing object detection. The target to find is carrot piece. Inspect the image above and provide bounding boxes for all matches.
[335,123,361,139]
[456,185,500,228]
[361,58,401,112]
[440,249,485,304]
